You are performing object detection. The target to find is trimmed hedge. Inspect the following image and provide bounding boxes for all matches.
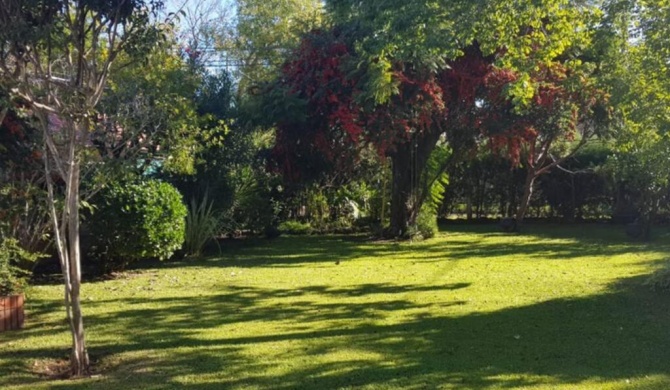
[89,180,187,271]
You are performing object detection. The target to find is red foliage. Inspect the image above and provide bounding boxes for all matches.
[2,115,25,139]
[480,63,604,167]
[272,30,498,181]
[271,27,606,182]
[0,111,43,174]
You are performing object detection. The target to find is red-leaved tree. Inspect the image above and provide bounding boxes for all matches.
[480,63,609,225]
[270,28,497,236]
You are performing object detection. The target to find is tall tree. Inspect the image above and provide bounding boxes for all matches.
[598,0,670,236]
[0,0,166,375]
[231,0,324,91]
[268,0,599,237]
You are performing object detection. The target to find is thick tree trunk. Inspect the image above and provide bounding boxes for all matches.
[516,170,536,226]
[466,194,473,220]
[389,132,441,237]
[389,149,415,237]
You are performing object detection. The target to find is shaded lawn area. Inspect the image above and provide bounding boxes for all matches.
[2,224,670,389]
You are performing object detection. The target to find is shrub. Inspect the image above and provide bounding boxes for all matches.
[407,205,438,240]
[500,218,517,233]
[89,180,187,272]
[184,194,221,257]
[0,236,41,296]
[278,220,313,235]
[415,207,439,240]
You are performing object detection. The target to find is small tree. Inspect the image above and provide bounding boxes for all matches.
[0,0,166,375]
[481,63,610,226]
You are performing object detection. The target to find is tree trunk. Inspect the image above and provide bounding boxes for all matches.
[43,122,89,376]
[67,159,89,375]
[389,146,415,237]
[516,170,536,226]
[388,132,441,237]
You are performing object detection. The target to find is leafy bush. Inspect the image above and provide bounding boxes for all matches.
[0,236,41,296]
[278,220,313,235]
[414,206,438,240]
[184,194,221,257]
[89,180,187,272]
[0,179,51,256]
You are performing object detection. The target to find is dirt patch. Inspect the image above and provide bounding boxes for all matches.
[31,358,72,379]
[31,357,102,380]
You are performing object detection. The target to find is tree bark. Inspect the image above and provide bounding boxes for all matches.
[67,157,88,375]
[43,122,89,376]
[388,132,441,237]
[516,169,536,226]
[389,147,415,237]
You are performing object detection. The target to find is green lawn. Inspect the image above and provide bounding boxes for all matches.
[2,224,670,389]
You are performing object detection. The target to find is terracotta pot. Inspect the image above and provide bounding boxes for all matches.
[0,294,24,331]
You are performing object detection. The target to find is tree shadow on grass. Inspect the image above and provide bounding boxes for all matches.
[129,235,415,271]
[3,274,670,389]
[424,223,670,263]
[143,225,667,272]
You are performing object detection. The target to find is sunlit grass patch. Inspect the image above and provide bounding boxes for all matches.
[2,224,670,389]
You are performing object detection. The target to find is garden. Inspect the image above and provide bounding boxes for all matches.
[2,0,670,388]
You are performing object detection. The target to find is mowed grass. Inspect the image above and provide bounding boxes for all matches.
[2,224,670,389]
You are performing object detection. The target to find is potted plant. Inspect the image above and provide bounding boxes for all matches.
[0,236,39,332]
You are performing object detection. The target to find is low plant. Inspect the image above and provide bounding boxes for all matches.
[184,193,221,257]
[278,220,313,235]
[0,236,42,296]
[409,206,438,240]
[418,213,438,239]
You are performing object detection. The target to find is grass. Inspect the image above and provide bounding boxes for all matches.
[2,223,670,389]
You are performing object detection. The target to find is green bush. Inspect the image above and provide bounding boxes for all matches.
[278,220,313,235]
[0,237,41,296]
[414,206,438,240]
[89,180,187,272]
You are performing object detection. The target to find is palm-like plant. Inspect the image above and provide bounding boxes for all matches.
[184,193,221,257]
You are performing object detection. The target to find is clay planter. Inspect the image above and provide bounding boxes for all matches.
[0,294,24,331]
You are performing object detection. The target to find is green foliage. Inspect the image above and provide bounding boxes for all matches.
[102,36,219,177]
[231,0,324,89]
[413,205,438,240]
[90,180,187,271]
[184,193,221,257]
[328,0,597,104]
[278,220,313,235]
[305,189,330,228]
[0,236,41,296]
[597,0,670,232]
[218,165,279,235]
[421,142,451,215]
